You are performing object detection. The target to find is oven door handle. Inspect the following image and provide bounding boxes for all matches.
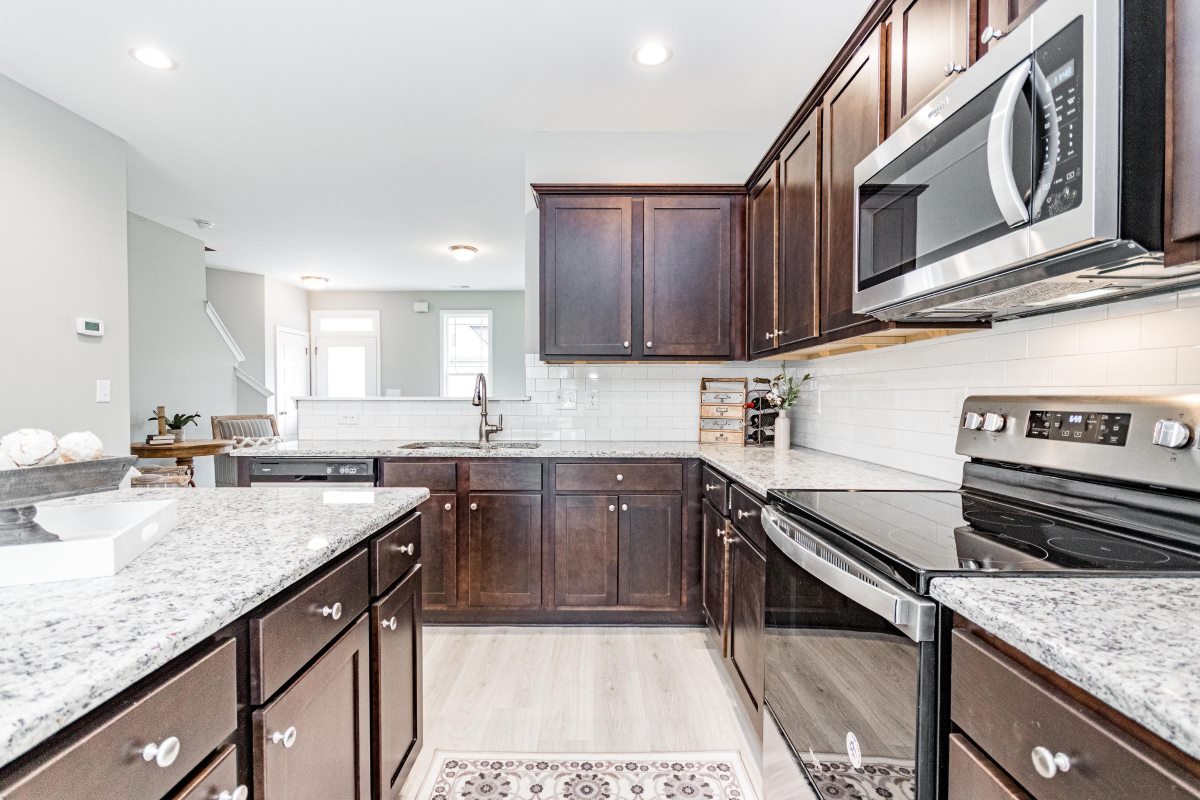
[762,505,937,643]
[987,59,1033,228]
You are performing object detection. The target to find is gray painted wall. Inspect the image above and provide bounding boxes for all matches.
[206,268,268,413]
[308,290,526,397]
[264,277,310,415]
[129,215,238,486]
[0,74,131,451]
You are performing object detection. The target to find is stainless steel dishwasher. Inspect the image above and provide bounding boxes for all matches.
[247,458,376,487]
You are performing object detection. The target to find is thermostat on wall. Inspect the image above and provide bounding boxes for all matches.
[76,317,104,337]
[412,301,430,313]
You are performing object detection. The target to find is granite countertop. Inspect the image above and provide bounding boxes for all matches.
[0,486,428,767]
[233,440,953,496]
[932,577,1200,762]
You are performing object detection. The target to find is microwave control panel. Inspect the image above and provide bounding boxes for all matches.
[1034,16,1084,222]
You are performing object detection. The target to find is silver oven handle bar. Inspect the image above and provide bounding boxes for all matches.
[762,505,937,643]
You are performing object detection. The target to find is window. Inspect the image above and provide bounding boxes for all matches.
[311,310,380,397]
[441,311,491,397]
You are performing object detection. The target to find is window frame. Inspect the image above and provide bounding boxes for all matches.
[309,310,382,397]
[440,309,493,397]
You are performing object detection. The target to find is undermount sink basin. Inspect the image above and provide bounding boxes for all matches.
[399,441,541,450]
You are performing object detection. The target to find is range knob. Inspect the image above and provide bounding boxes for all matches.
[1152,419,1192,449]
[962,412,984,430]
[982,412,1007,432]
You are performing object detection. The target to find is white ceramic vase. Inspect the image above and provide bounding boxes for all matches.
[774,409,791,453]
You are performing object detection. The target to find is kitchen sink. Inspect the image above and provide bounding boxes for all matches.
[398,441,541,450]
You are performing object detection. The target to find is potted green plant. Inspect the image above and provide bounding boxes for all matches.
[149,410,202,443]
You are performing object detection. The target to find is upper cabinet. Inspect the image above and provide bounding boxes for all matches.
[747,165,779,357]
[821,27,884,337]
[886,0,972,134]
[536,187,744,362]
[979,0,1048,53]
[1167,0,1200,263]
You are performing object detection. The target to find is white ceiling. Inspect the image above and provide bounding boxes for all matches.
[0,0,872,291]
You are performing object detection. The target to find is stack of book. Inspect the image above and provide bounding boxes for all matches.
[144,434,175,446]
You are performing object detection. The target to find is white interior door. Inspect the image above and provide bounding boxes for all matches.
[315,336,379,397]
[275,328,310,439]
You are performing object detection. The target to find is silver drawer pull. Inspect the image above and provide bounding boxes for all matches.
[321,602,343,620]
[980,24,1006,44]
[704,483,720,491]
[621,504,628,511]
[444,502,452,511]
[737,509,757,519]
[623,340,630,348]
[271,726,298,749]
[381,616,398,631]
[646,341,653,348]
[608,504,616,512]
[1031,746,1071,779]
[218,787,250,800]
[141,736,180,768]
[470,502,478,510]
[396,542,415,555]
[616,474,623,482]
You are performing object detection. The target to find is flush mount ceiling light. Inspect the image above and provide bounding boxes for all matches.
[449,245,479,262]
[193,219,214,230]
[300,275,330,289]
[450,284,471,289]
[129,47,177,70]
[634,42,672,67]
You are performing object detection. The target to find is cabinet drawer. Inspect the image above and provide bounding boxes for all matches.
[699,431,740,445]
[700,418,744,431]
[169,744,243,800]
[947,734,1031,800]
[1,639,237,800]
[951,630,1200,800]
[701,467,729,512]
[370,512,421,596]
[251,550,369,704]
[701,404,743,419]
[555,463,682,492]
[730,484,766,551]
[469,461,542,491]
[380,461,456,491]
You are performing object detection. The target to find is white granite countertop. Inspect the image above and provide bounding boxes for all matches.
[233,440,953,497]
[0,486,428,768]
[932,577,1200,762]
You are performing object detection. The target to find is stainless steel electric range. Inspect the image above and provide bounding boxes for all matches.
[760,395,1200,800]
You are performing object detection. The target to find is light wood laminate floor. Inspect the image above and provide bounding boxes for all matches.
[400,626,762,799]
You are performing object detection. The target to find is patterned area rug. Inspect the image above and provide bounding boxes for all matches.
[414,751,755,800]
[802,753,916,799]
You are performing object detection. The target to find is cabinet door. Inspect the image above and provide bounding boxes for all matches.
[643,196,732,357]
[701,500,729,646]
[887,0,971,134]
[777,112,821,349]
[1169,0,1200,255]
[821,28,883,335]
[254,615,370,800]
[419,493,457,608]
[371,566,423,800]
[554,495,619,607]
[748,164,780,356]
[541,196,633,357]
[468,493,542,608]
[618,495,682,609]
[727,535,766,727]
[982,0,1046,40]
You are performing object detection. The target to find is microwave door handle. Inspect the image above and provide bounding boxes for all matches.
[1030,62,1060,218]
[987,60,1033,228]
[761,506,936,643]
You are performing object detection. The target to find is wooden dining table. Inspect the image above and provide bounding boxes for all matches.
[129,439,234,487]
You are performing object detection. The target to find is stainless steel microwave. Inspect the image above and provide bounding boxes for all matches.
[852,0,1195,322]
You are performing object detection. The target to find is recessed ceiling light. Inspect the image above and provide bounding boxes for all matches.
[634,42,672,67]
[300,275,330,289]
[129,47,177,70]
[449,245,479,262]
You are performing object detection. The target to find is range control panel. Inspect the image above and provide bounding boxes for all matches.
[1026,410,1131,446]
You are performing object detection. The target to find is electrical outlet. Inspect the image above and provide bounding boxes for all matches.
[586,389,600,410]
[338,412,360,425]
[95,379,111,403]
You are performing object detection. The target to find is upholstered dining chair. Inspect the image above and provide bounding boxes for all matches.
[211,413,280,486]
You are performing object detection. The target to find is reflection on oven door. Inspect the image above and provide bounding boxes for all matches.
[764,708,818,800]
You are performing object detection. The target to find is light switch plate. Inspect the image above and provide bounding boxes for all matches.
[557,389,577,410]
[95,379,111,403]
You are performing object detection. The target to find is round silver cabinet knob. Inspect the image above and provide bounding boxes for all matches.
[218,787,250,800]
[766,332,774,340]
[737,509,757,520]
[470,502,478,511]
[381,616,398,631]
[623,340,630,348]
[608,504,616,512]
[444,502,452,511]
[1030,746,1071,779]
[271,726,298,749]
[704,483,719,491]
[141,736,181,768]
[980,25,1006,44]
[397,542,415,555]
[944,61,966,76]
[321,602,343,620]
[616,474,623,482]
[621,504,628,511]
[646,341,653,348]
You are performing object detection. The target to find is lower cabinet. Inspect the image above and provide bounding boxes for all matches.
[371,566,423,800]
[701,498,729,645]
[468,493,542,608]
[253,614,372,800]
[170,745,241,800]
[554,495,620,606]
[618,496,682,608]
[418,493,458,608]
[727,533,766,733]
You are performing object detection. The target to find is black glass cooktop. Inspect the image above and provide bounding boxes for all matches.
[769,489,1200,592]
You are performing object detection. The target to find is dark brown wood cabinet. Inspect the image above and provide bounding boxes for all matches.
[748,165,780,356]
[886,0,972,134]
[777,112,823,349]
[254,614,371,800]
[643,196,732,357]
[468,493,542,608]
[371,566,423,800]
[554,495,620,607]
[821,27,884,337]
[540,195,633,358]
[701,499,729,648]
[980,0,1047,51]
[618,495,683,609]
[727,527,766,733]
[417,493,457,608]
[1168,0,1200,263]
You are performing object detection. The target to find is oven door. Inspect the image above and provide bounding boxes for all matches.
[761,505,941,800]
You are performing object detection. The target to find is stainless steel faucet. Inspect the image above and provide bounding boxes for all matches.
[471,373,503,444]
